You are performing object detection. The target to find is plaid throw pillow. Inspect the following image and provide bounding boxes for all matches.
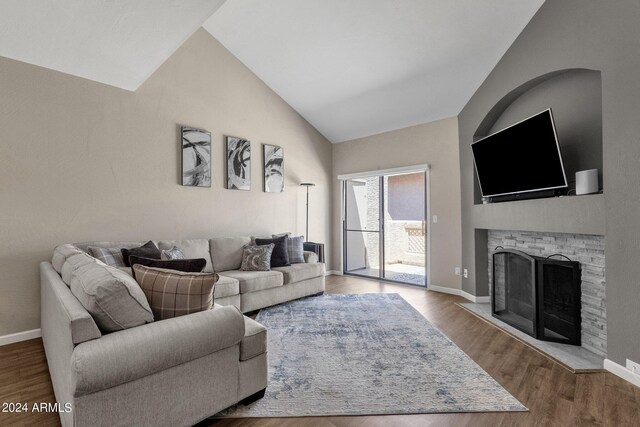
[88,246,126,267]
[132,264,218,320]
[273,234,305,263]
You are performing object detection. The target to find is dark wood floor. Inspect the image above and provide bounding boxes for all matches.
[2,275,639,426]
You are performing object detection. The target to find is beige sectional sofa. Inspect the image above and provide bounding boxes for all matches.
[41,236,325,427]
[71,237,325,313]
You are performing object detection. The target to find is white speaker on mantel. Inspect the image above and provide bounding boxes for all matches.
[575,169,599,195]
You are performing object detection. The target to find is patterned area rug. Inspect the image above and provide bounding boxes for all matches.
[219,293,526,417]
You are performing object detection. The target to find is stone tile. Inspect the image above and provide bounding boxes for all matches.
[487,230,607,358]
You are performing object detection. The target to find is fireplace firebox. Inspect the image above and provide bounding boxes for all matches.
[492,249,581,345]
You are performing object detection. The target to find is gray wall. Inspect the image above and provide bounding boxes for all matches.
[333,117,461,290]
[0,29,333,337]
[478,69,603,202]
[458,0,640,365]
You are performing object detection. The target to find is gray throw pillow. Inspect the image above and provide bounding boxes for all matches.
[240,244,275,271]
[273,234,305,264]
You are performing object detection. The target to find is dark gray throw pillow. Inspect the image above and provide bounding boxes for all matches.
[129,256,207,280]
[274,234,305,264]
[255,235,290,267]
[121,241,161,267]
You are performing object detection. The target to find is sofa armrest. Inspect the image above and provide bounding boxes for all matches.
[41,262,102,420]
[303,251,319,264]
[71,305,245,396]
[41,262,102,345]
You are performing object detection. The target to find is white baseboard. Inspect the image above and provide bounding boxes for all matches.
[428,285,460,296]
[461,290,491,303]
[325,270,342,276]
[428,285,490,303]
[0,328,41,347]
[604,359,640,388]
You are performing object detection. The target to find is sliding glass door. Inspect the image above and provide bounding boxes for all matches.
[343,171,428,286]
[344,177,382,278]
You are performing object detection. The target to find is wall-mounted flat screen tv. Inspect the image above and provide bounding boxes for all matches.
[472,108,568,198]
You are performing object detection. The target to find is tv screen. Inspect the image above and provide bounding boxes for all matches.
[472,109,567,198]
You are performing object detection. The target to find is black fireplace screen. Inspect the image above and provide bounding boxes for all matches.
[492,249,581,346]
[493,251,536,336]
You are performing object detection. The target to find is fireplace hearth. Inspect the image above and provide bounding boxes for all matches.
[492,249,581,345]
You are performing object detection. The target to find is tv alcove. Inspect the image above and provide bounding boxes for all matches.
[471,69,603,206]
[492,249,582,346]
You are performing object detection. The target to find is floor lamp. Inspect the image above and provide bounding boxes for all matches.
[300,183,315,241]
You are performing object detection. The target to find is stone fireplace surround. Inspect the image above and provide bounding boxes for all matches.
[487,230,606,358]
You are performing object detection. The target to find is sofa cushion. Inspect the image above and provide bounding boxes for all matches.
[116,266,133,276]
[128,255,206,274]
[241,316,267,361]
[254,235,290,267]
[61,252,98,285]
[156,239,213,273]
[133,265,218,320]
[41,262,102,345]
[69,259,154,332]
[210,237,252,272]
[221,270,283,293]
[273,262,325,285]
[215,275,240,299]
[121,241,161,267]
[52,244,84,273]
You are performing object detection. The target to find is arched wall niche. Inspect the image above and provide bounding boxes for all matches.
[472,68,603,204]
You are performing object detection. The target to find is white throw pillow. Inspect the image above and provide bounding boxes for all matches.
[161,246,185,260]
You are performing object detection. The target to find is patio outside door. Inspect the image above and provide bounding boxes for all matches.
[343,171,427,286]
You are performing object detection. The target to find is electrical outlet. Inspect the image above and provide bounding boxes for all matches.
[433,215,438,223]
[627,359,640,376]
[455,267,461,276]
[463,269,468,279]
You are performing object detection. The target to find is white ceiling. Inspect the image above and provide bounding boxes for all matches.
[0,1,543,142]
[0,0,227,91]
[204,0,544,142]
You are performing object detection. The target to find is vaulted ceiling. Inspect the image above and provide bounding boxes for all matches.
[0,0,227,91]
[0,0,544,142]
